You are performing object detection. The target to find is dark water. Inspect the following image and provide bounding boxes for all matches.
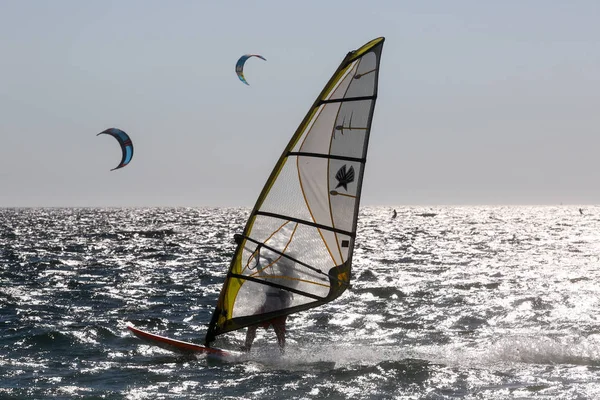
[2,206,600,399]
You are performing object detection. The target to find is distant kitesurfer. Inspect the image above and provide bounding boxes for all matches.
[392,209,397,219]
[579,208,584,215]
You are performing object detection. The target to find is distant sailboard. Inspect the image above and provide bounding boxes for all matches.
[129,37,385,355]
[97,128,133,171]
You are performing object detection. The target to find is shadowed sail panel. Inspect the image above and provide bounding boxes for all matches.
[205,37,385,345]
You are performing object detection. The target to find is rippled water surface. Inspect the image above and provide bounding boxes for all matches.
[2,206,600,399]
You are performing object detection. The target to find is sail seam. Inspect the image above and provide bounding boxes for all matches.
[318,95,375,105]
[288,152,365,163]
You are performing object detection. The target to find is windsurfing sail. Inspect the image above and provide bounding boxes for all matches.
[235,54,266,85]
[205,37,385,346]
[97,128,134,171]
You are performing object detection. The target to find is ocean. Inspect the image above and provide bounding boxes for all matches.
[2,206,600,399]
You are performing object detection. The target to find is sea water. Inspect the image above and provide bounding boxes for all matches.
[2,206,600,399]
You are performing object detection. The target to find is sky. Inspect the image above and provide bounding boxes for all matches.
[1,0,599,207]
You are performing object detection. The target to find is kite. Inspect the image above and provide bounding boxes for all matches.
[235,54,266,85]
[97,128,134,171]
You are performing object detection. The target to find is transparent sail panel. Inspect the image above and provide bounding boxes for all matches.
[242,214,340,278]
[296,103,341,154]
[326,60,359,100]
[331,99,373,159]
[260,157,313,222]
[329,51,378,100]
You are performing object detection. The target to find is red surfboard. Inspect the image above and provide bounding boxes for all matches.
[127,325,237,359]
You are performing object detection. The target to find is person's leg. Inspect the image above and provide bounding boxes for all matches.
[242,325,257,352]
[273,317,287,353]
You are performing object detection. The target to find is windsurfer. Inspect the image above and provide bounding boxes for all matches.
[234,233,296,353]
[241,288,292,353]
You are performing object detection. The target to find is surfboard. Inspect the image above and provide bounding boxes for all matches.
[127,325,237,359]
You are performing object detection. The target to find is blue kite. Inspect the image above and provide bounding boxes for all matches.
[235,54,266,85]
[97,128,134,171]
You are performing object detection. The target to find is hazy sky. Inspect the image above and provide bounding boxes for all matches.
[1,1,599,207]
